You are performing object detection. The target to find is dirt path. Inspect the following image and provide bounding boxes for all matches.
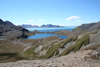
[0,50,100,67]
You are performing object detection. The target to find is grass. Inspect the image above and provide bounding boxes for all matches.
[24,44,40,59]
[91,30,98,34]
[55,50,59,55]
[60,33,90,56]
[45,37,72,58]
[0,53,25,63]
[72,35,78,41]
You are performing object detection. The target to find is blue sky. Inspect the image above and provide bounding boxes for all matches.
[0,0,100,26]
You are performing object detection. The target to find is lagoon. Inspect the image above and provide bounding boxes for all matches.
[27,33,68,39]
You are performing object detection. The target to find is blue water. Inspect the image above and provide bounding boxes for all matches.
[26,26,77,32]
[26,26,76,39]
[27,33,68,39]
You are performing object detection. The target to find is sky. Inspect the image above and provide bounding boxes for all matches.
[0,0,100,26]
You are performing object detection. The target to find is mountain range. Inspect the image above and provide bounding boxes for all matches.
[18,24,63,28]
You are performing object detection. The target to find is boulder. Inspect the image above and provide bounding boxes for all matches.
[91,46,100,59]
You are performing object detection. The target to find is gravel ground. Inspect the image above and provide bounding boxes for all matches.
[0,50,100,67]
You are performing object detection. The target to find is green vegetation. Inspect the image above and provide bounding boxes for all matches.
[45,37,72,58]
[24,44,39,59]
[60,37,72,48]
[55,50,59,55]
[0,53,25,63]
[72,35,78,41]
[60,33,90,56]
[91,30,98,34]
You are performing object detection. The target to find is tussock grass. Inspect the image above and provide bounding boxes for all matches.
[72,35,78,41]
[55,50,59,55]
[24,44,39,56]
[45,37,72,58]
[60,34,90,56]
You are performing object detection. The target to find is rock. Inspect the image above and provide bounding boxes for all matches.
[34,45,44,53]
[91,46,100,59]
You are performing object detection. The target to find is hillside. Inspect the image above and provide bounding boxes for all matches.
[73,21,100,34]
[0,20,100,67]
[0,19,33,40]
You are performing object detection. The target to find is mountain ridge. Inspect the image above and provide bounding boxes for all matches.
[18,24,63,28]
[0,19,32,40]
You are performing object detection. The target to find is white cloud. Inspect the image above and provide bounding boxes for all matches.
[37,20,45,22]
[75,20,82,22]
[66,16,81,20]
[29,20,34,22]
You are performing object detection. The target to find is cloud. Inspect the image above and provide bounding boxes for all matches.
[75,20,82,22]
[29,20,34,22]
[37,20,45,22]
[66,16,81,20]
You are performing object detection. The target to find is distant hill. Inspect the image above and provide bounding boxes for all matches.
[18,24,39,28]
[41,24,63,28]
[18,24,63,28]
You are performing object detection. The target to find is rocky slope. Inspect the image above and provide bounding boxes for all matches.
[0,19,32,40]
[1,50,100,67]
[0,20,100,67]
[73,21,100,34]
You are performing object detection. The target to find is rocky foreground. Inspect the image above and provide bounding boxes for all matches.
[0,50,100,67]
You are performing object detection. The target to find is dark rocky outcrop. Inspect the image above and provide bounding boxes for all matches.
[0,19,31,40]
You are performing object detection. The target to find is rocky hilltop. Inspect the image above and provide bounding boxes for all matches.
[0,19,32,40]
[73,21,100,34]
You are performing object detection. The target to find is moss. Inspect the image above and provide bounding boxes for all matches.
[60,33,90,56]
